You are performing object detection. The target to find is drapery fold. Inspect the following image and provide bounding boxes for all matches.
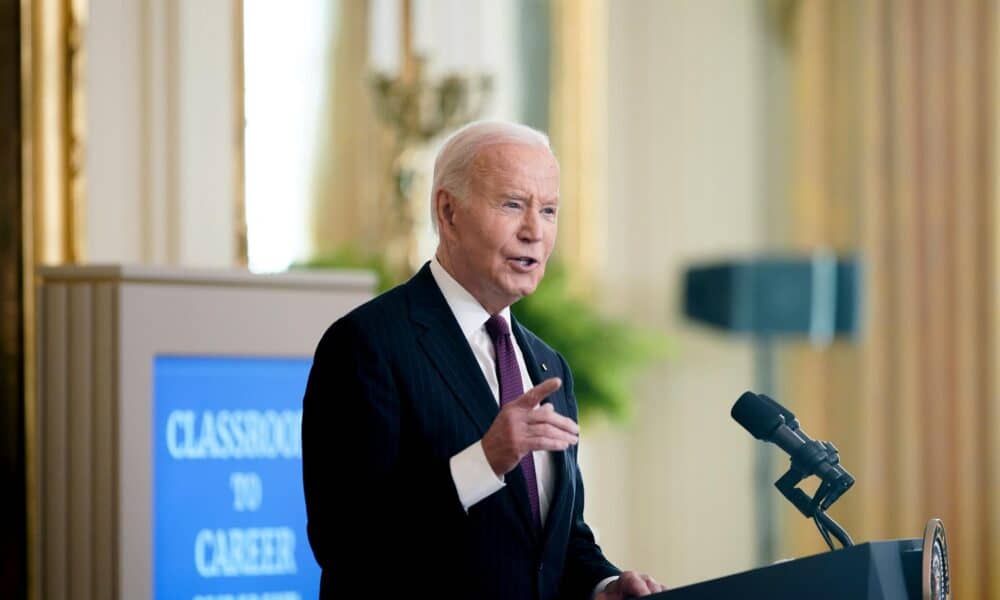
[783,2,997,597]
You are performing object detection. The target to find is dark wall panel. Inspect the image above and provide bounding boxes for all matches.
[0,0,26,597]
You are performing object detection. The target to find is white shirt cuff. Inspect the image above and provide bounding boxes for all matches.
[450,440,505,511]
[592,575,619,599]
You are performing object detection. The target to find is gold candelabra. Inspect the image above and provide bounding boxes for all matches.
[369,0,492,274]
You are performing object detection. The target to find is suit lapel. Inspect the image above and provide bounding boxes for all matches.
[407,265,498,436]
[510,316,545,387]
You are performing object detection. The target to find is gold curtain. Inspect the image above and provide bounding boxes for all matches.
[782,1,998,597]
[548,0,608,289]
[309,0,392,261]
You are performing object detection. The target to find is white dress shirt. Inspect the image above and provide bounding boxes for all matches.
[432,259,556,524]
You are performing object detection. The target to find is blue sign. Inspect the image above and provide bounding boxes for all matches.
[154,355,319,600]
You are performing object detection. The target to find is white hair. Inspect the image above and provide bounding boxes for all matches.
[430,120,553,232]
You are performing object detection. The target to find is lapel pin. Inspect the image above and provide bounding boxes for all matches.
[541,362,548,372]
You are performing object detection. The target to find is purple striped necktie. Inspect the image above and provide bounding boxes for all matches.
[485,314,541,529]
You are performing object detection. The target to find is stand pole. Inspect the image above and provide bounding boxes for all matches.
[753,337,778,564]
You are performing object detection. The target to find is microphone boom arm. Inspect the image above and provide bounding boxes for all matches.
[773,436,855,549]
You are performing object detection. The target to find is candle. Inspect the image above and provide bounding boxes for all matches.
[411,0,433,60]
[368,0,400,75]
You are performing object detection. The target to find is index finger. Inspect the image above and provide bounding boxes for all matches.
[515,377,562,407]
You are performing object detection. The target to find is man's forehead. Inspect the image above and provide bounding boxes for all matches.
[470,143,560,179]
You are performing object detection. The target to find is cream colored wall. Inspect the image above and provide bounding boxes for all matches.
[84,0,239,267]
[580,0,770,587]
[174,0,241,267]
[84,0,145,263]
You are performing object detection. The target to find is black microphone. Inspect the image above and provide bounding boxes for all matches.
[757,393,800,431]
[731,391,804,448]
[755,393,854,500]
[731,391,854,493]
[732,391,857,549]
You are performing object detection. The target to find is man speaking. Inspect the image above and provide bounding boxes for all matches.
[302,121,664,599]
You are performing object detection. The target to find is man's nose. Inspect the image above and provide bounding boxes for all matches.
[518,210,543,242]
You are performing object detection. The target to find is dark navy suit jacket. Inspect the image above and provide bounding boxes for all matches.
[302,263,620,599]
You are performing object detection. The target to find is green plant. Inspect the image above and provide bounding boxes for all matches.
[510,264,668,422]
[293,250,668,422]
[293,246,397,293]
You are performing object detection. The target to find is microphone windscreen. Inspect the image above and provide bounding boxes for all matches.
[731,391,783,440]
[759,394,799,430]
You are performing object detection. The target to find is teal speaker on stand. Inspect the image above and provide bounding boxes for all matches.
[682,253,861,340]
[682,253,861,564]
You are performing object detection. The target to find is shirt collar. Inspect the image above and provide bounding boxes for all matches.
[429,257,512,340]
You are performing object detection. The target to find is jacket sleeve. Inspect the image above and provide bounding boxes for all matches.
[556,352,622,599]
[301,313,478,592]
[301,315,405,581]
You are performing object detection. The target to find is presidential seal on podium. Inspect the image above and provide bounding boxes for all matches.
[922,518,950,600]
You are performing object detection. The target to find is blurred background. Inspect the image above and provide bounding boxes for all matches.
[2,0,998,598]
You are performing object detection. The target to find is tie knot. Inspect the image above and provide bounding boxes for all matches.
[484,314,511,341]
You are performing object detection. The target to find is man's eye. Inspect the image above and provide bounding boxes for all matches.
[504,201,523,209]
[542,207,558,216]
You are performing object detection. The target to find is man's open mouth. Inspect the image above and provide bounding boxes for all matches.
[509,257,538,268]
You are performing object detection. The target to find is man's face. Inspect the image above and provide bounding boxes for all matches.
[438,143,560,314]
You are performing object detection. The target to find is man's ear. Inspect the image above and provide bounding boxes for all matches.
[435,189,458,235]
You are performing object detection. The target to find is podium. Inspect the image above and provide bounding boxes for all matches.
[654,540,924,600]
[34,265,375,600]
